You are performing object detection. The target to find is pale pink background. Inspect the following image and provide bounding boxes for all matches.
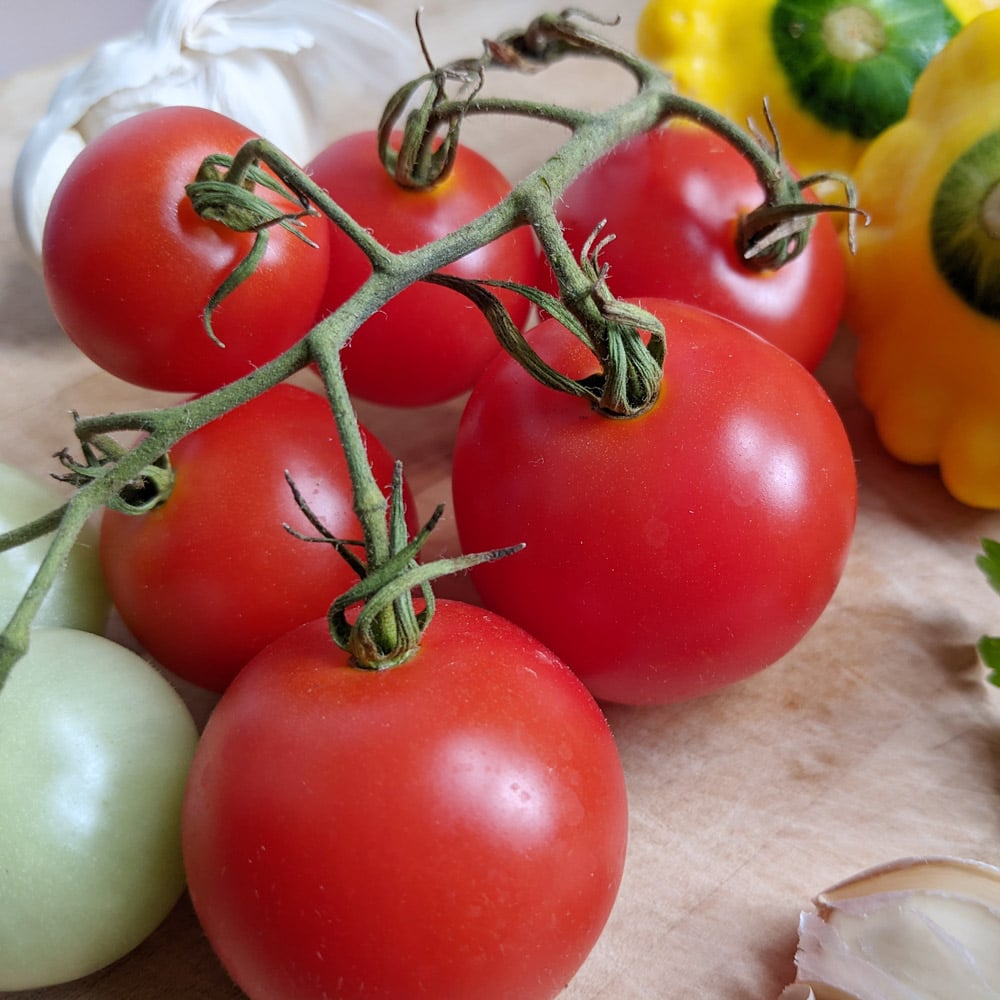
[1,1,156,79]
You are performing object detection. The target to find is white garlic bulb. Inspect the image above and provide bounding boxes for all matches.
[780,856,1000,1000]
[12,0,421,265]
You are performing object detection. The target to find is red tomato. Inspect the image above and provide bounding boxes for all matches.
[547,123,846,370]
[100,383,415,691]
[182,601,628,1000]
[42,106,330,393]
[307,131,540,406]
[452,299,857,705]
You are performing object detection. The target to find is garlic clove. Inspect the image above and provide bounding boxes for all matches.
[816,856,1000,906]
[12,0,421,266]
[779,984,862,1000]
[784,857,1000,1000]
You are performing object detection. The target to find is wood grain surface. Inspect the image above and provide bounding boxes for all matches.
[2,3,999,998]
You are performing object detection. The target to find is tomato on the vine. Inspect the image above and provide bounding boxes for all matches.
[183,600,628,1000]
[452,298,857,705]
[100,383,415,692]
[547,123,847,371]
[42,105,330,393]
[307,130,540,406]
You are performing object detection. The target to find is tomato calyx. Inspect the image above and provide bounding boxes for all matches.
[726,102,869,270]
[305,466,522,672]
[568,224,666,417]
[55,435,174,517]
[185,153,321,347]
[427,224,665,418]
[376,38,478,190]
[308,342,523,671]
[324,478,522,671]
[739,172,869,269]
[375,8,654,193]
[187,153,318,238]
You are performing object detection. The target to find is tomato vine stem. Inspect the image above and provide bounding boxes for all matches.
[0,7,863,682]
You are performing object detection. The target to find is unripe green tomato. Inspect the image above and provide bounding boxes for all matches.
[0,462,110,633]
[0,628,199,989]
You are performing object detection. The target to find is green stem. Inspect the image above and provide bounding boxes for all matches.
[0,340,313,689]
[221,140,394,269]
[308,320,400,660]
[0,9,859,685]
[0,506,66,553]
[0,494,93,687]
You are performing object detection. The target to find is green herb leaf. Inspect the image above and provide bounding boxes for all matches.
[976,636,1000,686]
[976,538,1000,686]
[976,537,1000,594]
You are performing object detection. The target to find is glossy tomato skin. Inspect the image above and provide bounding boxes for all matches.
[100,383,415,692]
[548,123,846,371]
[0,628,198,990]
[42,106,330,393]
[452,299,857,705]
[183,601,628,1000]
[307,131,539,406]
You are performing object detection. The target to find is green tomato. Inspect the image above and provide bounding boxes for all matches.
[0,462,110,633]
[0,628,199,990]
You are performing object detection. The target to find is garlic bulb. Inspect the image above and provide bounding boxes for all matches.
[12,0,422,265]
[780,857,1000,1000]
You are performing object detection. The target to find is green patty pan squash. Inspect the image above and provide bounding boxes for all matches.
[846,9,1000,508]
[637,0,995,176]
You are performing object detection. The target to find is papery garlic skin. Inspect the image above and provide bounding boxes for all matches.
[781,857,1000,1000]
[779,984,859,1000]
[13,0,421,266]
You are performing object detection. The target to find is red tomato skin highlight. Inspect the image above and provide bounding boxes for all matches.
[99,383,414,692]
[307,130,540,406]
[452,299,858,705]
[548,123,846,371]
[182,602,628,1000]
[42,106,330,393]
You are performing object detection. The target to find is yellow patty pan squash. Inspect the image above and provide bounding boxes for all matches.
[636,0,996,177]
[846,9,1000,509]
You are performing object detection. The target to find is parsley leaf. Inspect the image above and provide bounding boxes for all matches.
[976,538,1000,687]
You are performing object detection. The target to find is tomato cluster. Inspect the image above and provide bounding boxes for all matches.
[4,52,859,997]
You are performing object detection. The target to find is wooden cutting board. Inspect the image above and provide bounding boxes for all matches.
[2,3,998,997]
